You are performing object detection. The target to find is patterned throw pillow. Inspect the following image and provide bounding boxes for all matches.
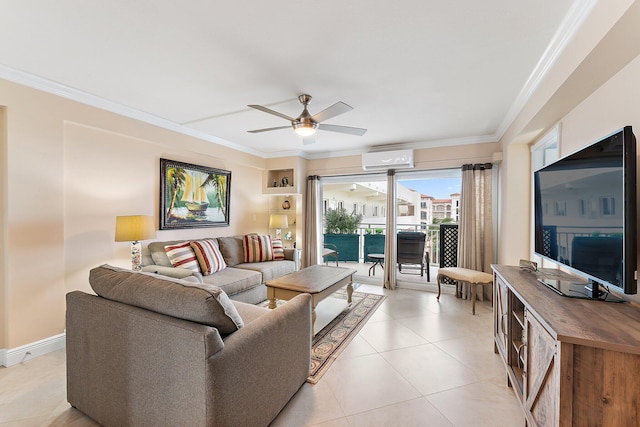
[243,234,273,262]
[272,238,285,261]
[190,239,227,275]
[164,242,200,272]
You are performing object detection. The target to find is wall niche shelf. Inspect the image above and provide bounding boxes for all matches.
[268,194,301,250]
[264,168,298,194]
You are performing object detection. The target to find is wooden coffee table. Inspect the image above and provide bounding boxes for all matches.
[265,265,357,334]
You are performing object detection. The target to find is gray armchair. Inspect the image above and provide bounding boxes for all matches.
[66,265,312,427]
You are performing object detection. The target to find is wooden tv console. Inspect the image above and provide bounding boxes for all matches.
[492,265,640,427]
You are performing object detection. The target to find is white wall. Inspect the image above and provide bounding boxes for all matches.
[497,143,531,266]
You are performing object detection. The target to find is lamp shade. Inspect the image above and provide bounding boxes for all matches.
[269,214,289,229]
[115,215,156,242]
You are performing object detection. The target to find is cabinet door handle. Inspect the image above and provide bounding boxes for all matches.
[500,313,508,334]
[516,343,525,369]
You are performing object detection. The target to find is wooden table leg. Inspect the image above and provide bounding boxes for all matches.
[266,287,277,309]
[347,278,354,304]
[471,283,477,315]
[312,307,317,328]
[311,301,318,335]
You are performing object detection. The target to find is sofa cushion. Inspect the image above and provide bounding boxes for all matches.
[217,236,244,266]
[147,240,185,267]
[89,264,243,335]
[243,234,273,262]
[141,265,204,282]
[191,239,226,275]
[164,242,201,272]
[234,260,296,282]
[272,238,285,261]
[200,267,263,297]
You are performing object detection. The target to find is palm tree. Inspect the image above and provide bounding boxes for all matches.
[203,173,228,219]
[167,167,186,219]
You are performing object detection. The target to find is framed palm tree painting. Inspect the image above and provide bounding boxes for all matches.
[160,158,231,229]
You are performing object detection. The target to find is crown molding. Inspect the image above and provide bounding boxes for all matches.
[496,0,598,140]
[303,134,499,160]
[0,64,266,158]
[0,64,507,161]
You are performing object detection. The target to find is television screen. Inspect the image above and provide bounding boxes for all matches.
[534,126,637,296]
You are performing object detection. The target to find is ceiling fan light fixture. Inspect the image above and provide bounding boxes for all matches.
[293,121,317,137]
[248,94,367,143]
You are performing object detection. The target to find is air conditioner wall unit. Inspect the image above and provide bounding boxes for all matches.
[362,149,414,171]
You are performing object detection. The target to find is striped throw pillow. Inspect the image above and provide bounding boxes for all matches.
[243,234,273,263]
[191,239,227,275]
[272,238,285,260]
[164,242,200,272]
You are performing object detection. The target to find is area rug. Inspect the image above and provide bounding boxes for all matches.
[307,289,386,384]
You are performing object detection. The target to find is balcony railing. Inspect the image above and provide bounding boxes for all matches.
[542,226,622,263]
[350,222,455,265]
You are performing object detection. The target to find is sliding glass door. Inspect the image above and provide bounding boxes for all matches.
[319,168,461,288]
[396,169,461,288]
[322,173,387,284]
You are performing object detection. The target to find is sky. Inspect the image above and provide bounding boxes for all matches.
[399,178,461,199]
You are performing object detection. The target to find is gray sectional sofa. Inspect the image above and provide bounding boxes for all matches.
[66,264,312,427]
[141,235,300,304]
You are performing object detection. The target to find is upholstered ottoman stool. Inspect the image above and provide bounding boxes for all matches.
[436,267,493,314]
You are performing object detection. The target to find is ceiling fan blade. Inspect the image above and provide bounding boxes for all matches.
[302,135,316,145]
[247,126,291,133]
[248,104,296,122]
[311,101,353,123]
[318,123,367,136]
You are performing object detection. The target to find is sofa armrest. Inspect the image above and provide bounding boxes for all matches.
[205,293,312,426]
[141,265,203,282]
[284,248,301,270]
[66,291,224,426]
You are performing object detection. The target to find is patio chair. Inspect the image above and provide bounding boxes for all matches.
[397,232,430,281]
[322,242,339,266]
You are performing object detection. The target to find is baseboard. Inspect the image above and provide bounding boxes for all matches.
[1,333,66,367]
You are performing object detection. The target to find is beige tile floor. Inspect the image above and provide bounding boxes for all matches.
[0,284,524,427]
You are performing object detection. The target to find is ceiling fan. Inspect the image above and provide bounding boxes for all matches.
[247,94,367,145]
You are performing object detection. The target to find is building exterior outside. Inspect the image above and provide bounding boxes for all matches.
[323,182,460,231]
[422,193,459,224]
[323,181,423,229]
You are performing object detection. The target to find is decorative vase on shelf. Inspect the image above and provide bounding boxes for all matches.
[282,200,291,210]
[281,176,289,187]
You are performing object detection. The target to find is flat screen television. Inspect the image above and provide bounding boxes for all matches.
[533,126,637,300]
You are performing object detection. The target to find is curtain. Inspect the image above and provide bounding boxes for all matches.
[304,175,322,268]
[384,170,397,290]
[457,163,494,300]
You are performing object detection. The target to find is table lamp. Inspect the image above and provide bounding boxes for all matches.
[269,214,288,240]
[115,215,156,271]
